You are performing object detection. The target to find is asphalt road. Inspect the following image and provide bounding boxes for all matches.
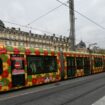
[1,73,105,105]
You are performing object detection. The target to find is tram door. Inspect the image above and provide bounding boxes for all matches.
[103,58,105,71]
[59,51,65,80]
[83,57,91,75]
[67,57,76,78]
[11,54,25,87]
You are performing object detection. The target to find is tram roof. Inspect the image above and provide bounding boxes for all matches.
[0,44,104,56]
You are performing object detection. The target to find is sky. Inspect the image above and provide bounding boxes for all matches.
[0,0,105,48]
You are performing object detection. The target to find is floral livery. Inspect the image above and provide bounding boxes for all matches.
[0,46,61,92]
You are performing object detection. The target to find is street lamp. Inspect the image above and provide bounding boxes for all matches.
[93,46,99,53]
[87,43,97,53]
[88,43,97,49]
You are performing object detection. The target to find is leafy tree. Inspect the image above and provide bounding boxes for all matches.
[0,20,5,30]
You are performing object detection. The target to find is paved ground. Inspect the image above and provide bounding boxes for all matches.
[93,96,105,105]
[0,73,105,105]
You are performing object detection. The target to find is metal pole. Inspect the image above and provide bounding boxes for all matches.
[69,0,75,50]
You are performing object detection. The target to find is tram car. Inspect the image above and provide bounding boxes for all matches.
[0,45,105,92]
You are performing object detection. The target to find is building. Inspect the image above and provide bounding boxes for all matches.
[0,27,71,51]
[76,40,87,52]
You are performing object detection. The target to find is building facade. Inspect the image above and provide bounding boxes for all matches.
[0,27,71,51]
[76,40,87,52]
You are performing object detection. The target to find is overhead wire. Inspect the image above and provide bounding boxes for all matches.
[2,0,105,38]
[0,2,67,35]
[56,0,105,30]
[26,4,63,26]
[1,19,57,35]
[0,2,65,35]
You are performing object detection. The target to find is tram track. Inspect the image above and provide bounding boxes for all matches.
[61,80,105,105]
[11,73,105,105]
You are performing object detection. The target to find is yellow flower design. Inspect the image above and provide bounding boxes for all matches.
[3,62,9,70]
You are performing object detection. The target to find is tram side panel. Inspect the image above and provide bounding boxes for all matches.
[0,54,12,92]
[92,55,104,74]
[0,53,27,92]
[83,56,91,76]
[0,46,105,92]
[26,54,61,87]
[64,52,92,79]
[63,52,76,79]
[0,48,62,92]
[103,56,105,71]
[22,50,62,88]
[74,54,91,77]
[59,51,65,80]
[102,56,105,72]
[64,52,84,79]
[27,50,62,88]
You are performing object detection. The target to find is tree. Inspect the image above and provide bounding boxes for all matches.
[0,20,5,30]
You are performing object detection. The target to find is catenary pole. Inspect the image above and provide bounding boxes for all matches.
[69,0,75,50]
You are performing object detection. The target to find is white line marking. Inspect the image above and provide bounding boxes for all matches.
[0,85,56,101]
[92,96,105,105]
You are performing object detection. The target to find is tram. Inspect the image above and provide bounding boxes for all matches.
[0,45,104,92]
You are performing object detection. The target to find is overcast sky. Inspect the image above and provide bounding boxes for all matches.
[0,0,105,48]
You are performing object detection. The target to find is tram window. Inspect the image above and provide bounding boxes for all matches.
[103,58,105,69]
[67,57,75,67]
[84,58,90,67]
[94,58,102,67]
[44,56,57,73]
[11,60,24,70]
[76,57,83,69]
[11,55,25,70]
[27,56,44,75]
[0,59,3,75]
[27,56,57,75]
